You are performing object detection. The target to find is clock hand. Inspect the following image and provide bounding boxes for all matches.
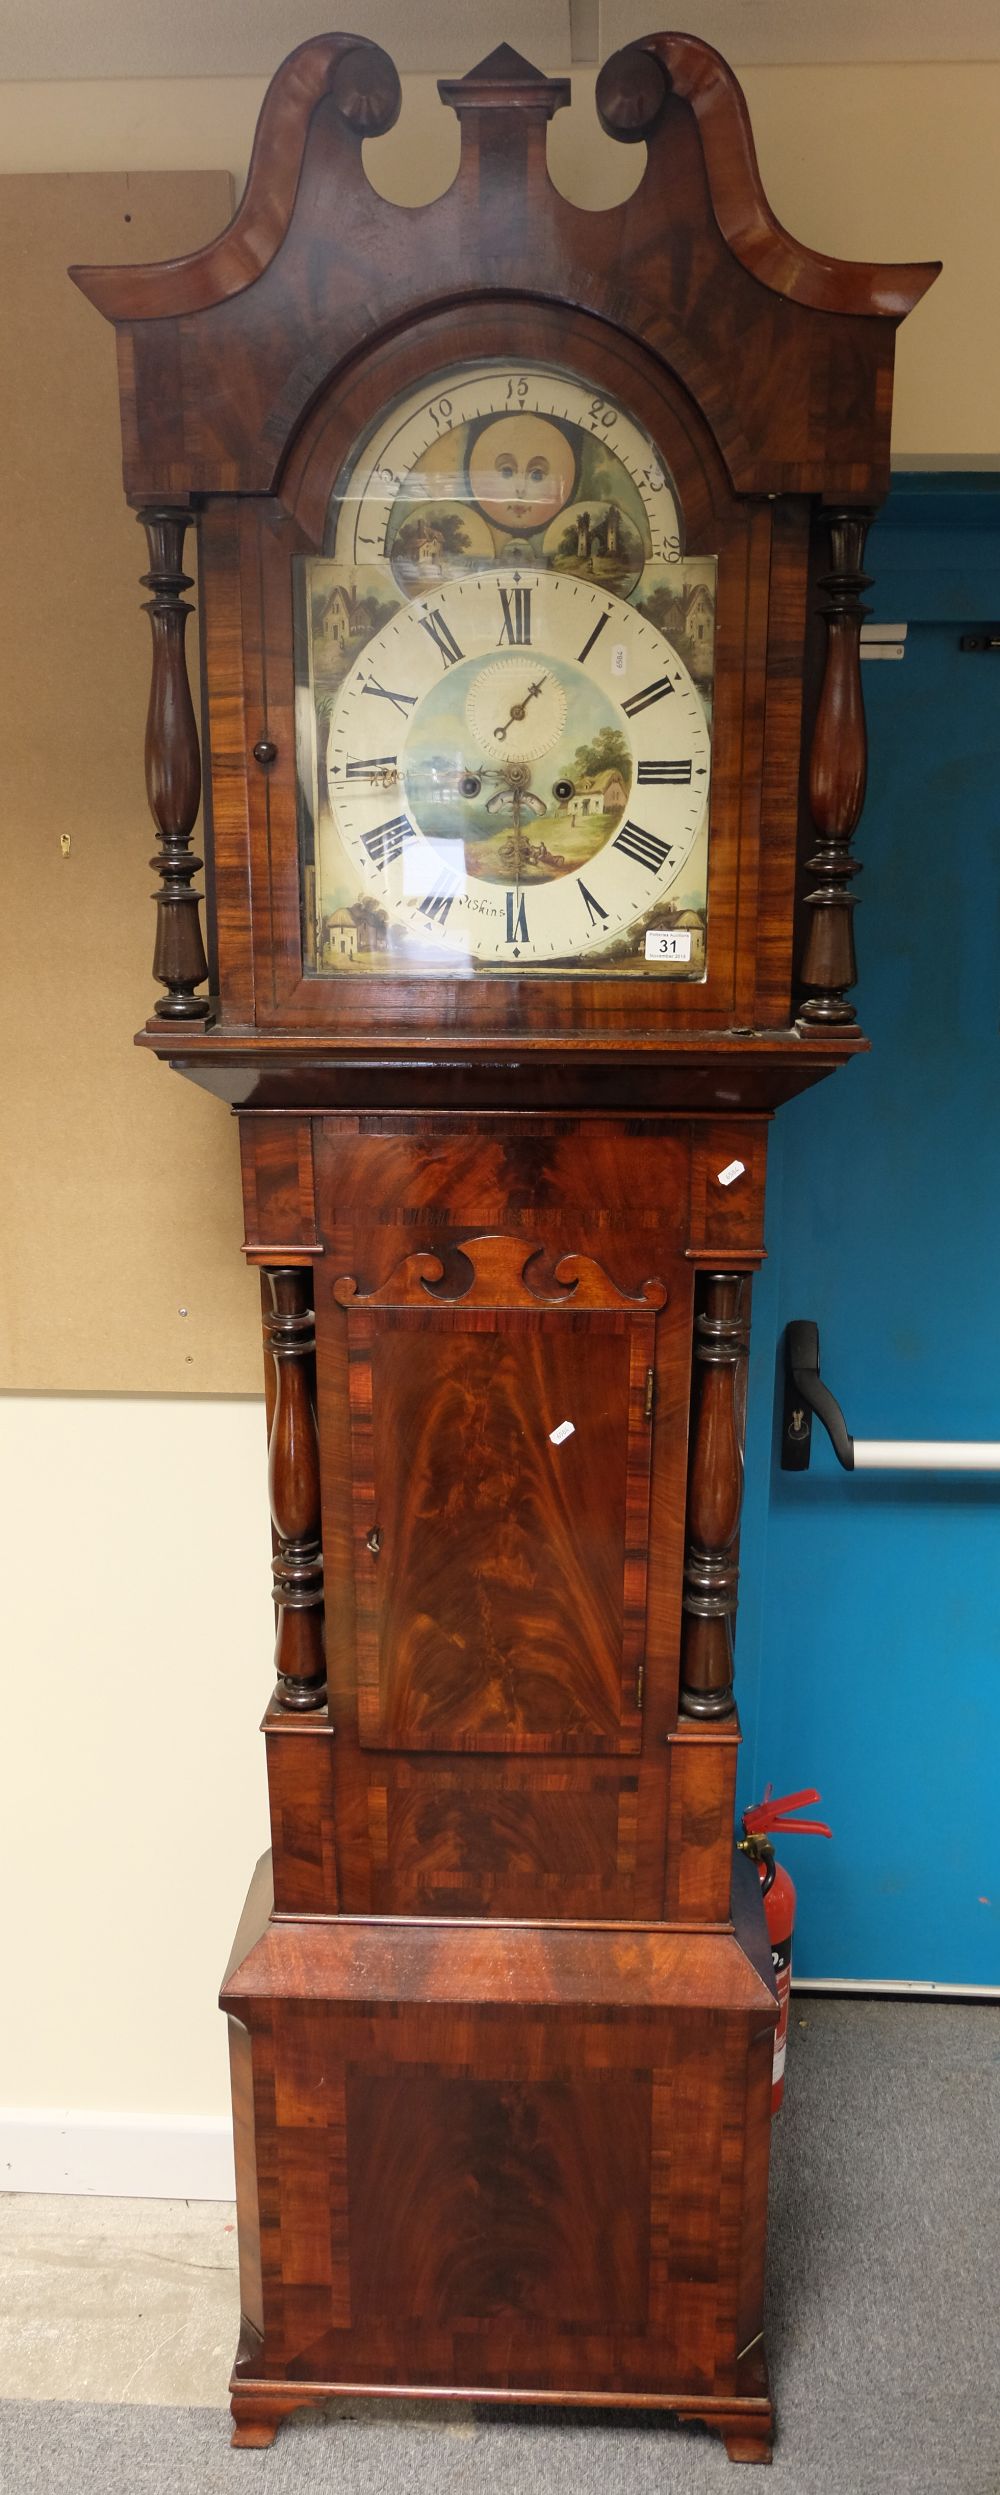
[492,675,548,742]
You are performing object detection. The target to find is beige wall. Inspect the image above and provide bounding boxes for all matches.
[1,56,996,2165]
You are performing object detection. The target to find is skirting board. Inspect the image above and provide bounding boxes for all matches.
[0,2110,236,2200]
[794,1978,999,2000]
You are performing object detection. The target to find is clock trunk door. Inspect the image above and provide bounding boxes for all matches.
[343,1300,653,1753]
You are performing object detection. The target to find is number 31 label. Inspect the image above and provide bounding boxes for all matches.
[645,928,692,962]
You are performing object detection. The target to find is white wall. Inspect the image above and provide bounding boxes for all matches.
[0,1397,271,2188]
[2,52,999,2192]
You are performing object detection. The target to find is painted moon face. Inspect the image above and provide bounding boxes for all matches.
[467,413,576,534]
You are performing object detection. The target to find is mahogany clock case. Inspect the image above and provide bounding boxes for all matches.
[69,27,938,2463]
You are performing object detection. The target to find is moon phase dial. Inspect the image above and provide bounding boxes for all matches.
[332,359,684,585]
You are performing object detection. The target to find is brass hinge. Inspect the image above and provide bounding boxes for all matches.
[636,1660,644,1710]
[644,1366,655,1422]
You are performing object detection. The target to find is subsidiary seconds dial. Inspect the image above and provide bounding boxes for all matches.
[325,569,711,971]
[465,660,567,762]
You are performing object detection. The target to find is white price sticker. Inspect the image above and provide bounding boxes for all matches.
[717,1159,746,1188]
[549,1420,575,1446]
[611,644,628,676]
[645,929,692,962]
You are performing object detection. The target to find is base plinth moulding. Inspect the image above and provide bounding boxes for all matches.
[229,2349,773,2461]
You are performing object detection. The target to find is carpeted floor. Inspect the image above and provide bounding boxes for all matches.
[1,2001,997,2494]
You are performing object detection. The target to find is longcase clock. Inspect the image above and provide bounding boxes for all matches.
[72,31,937,2463]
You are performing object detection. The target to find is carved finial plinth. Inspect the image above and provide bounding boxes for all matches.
[438,45,570,121]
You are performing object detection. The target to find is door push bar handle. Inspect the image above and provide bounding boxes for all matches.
[782,1321,1000,1474]
[783,1321,853,1469]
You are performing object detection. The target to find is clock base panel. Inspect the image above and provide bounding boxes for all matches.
[222,1853,776,2462]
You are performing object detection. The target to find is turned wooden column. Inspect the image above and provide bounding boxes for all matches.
[679,1272,748,1721]
[139,505,210,1022]
[262,1268,326,1712]
[797,506,873,1028]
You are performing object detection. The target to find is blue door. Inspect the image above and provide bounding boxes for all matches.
[736,479,1000,1989]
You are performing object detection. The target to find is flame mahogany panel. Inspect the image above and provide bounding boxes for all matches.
[350,1313,647,1753]
[347,2068,652,2330]
[335,1236,661,1755]
[308,1114,716,1916]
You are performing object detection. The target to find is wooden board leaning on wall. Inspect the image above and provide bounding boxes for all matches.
[0,170,263,1393]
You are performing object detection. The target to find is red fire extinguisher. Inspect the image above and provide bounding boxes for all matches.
[739,1788,833,2111]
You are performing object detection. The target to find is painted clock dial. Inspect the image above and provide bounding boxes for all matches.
[296,359,717,981]
[297,565,712,977]
[328,359,684,589]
